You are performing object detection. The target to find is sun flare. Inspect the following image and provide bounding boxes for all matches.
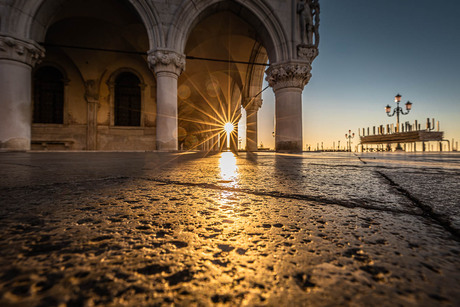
[224,122,234,134]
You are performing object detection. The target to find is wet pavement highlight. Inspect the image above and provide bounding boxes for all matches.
[0,151,459,306]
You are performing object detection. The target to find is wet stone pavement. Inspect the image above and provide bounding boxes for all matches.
[0,151,459,306]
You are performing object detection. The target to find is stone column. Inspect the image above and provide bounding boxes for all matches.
[219,132,227,152]
[148,49,185,151]
[230,123,239,153]
[265,62,312,152]
[244,97,262,152]
[84,80,100,150]
[0,35,44,151]
[212,132,219,151]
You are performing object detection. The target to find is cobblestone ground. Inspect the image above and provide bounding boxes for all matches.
[0,152,459,306]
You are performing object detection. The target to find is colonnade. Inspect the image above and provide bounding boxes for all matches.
[1,35,311,153]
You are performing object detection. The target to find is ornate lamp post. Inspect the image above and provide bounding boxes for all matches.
[385,93,412,131]
[385,93,413,150]
[345,130,354,152]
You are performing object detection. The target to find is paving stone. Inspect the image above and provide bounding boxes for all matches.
[0,152,459,306]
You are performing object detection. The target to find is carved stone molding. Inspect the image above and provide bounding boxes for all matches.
[243,97,263,111]
[0,35,45,67]
[265,63,312,91]
[148,49,185,76]
[297,45,318,61]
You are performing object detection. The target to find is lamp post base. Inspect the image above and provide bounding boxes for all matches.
[395,143,404,151]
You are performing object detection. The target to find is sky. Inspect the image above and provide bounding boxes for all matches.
[252,0,460,150]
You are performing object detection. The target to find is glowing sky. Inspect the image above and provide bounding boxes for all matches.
[253,0,460,150]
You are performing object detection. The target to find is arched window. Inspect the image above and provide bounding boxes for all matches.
[33,66,64,124]
[115,72,141,126]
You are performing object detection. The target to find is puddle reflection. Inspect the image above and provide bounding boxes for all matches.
[217,151,240,213]
[218,151,238,185]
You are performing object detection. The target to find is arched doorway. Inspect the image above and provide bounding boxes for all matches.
[178,5,272,152]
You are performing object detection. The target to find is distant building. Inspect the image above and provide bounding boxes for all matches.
[359,120,449,152]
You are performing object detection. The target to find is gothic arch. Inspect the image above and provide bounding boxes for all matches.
[107,67,146,87]
[8,0,163,49]
[34,62,69,83]
[168,0,290,63]
[243,41,268,101]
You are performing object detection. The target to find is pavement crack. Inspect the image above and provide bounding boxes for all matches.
[141,177,420,217]
[375,170,460,241]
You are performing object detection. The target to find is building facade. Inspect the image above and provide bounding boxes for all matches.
[0,0,319,152]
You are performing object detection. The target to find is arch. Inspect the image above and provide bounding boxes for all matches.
[33,66,65,124]
[243,41,268,102]
[106,67,148,127]
[34,62,70,83]
[10,0,162,49]
[114,72,142,127]
[107,67,146,87]
[168,0,290,63]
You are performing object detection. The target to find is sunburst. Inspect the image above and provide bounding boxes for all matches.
[177,67,242,153]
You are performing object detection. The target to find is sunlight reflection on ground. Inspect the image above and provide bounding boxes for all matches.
[218,151,238,185]
[218,151,240,212]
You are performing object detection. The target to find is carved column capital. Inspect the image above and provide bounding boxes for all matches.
[243,97,263,112]
[297,45,318,61]
[106,80,115,91]
[84,79,100,104]
[148,49,185,77]
[0,35,45,67]
[265,62,312,91]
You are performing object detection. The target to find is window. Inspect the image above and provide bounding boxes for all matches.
[33,66,64,124]
[114,72,141,126]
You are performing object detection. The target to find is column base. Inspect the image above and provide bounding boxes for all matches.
[395,143,404,151]
[0,138,30,151]
[157,140,178,151]
[276,141,302,152]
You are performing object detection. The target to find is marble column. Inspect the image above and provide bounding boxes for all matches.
[148,49,185,151]
[219,132,227,152]
[84,80,99,150]
[231,123,239,153]
[244,97,262,152]
[265,62,312,152]
[0,35,44,151]
[212,132,219,151]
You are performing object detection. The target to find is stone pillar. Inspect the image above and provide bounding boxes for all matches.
[219,132,227,151]
[212,133,219,151]
[0,35,44,151]
[230,123,238,153]
[84,80,99,150]
[148,49,185,151]
[266,62,312,152]
[244,97,262,152]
